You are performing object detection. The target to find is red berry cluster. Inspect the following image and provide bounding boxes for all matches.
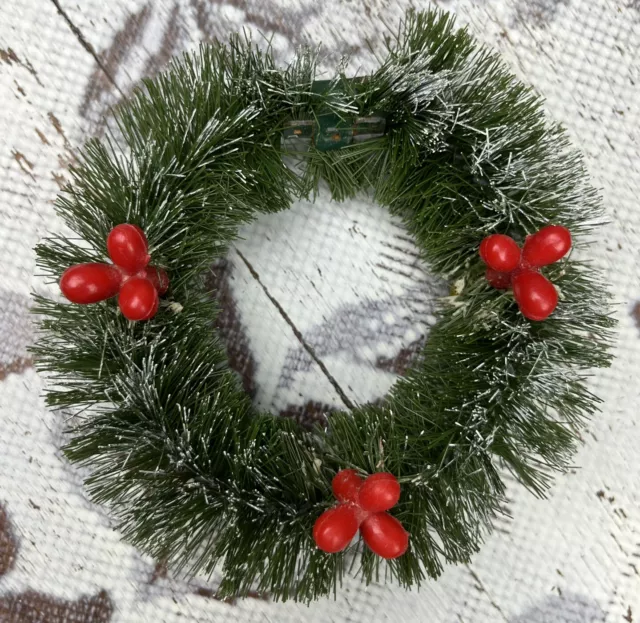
[313,470,409,559]
[60,224,169,321]
[479,225,572,321]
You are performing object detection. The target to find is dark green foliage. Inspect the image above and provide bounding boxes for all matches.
[33,9,614,602]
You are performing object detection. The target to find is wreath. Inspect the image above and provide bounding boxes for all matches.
[34,9,614,602]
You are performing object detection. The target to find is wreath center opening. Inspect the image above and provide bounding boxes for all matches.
[207,186,446,428]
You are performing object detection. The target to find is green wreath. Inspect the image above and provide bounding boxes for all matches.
[34,9,614,602]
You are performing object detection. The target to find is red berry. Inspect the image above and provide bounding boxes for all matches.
[118,277,159,321]
[522,225,571,268]
[358,473,401,513]
[107,224,151,274]
[485,268,512,290]
[131,224,146,239]
[360,513,409,559]
[313,505,359,554]
[332,469,363,504]
[512,270,558,321]
[144,266,170,295]
[479,234,521,273]
[60,263,122,304]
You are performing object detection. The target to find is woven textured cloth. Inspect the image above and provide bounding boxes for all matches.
[1,0,639,621]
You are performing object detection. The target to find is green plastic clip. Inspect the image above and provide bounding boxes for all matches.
[283,79,386,151]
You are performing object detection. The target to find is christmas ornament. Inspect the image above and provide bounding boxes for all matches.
[59,224,168,321]
[479,225,572,321]
[34,8,614,602]
[313,470,408,559]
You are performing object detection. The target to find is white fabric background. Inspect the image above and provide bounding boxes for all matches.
[1,0,639,621]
